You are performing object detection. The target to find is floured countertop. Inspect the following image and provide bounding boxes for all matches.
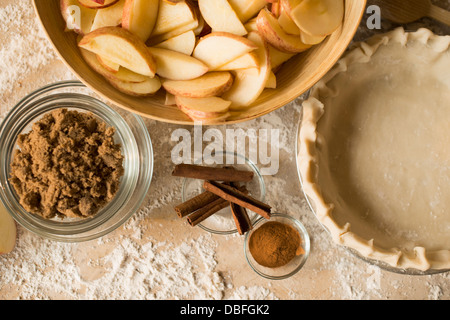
[0,0,449,300]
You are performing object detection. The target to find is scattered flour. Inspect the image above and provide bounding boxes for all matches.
[0,226,270,300]
[227,286,278,300]
[86,235,225,300]
[330,256,383,300]
[0,1,56,103]
[427,284,443,300]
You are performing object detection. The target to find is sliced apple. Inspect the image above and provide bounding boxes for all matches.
[290,0,344,37]
[79,0,119,9]
[165,92,176,105]
[280,0,303,16]
[147,18,199,45]
[0,202,16,255]
[176,96,231,122]
[154,30,196,55]
[268,44,295,69]
[271,1,281,18]
[122,0,159,42]
[151,0,196,36]
[278,7,300,35]
[148,47,208,80]
[162,71,233,98]
[107,76,162,96]
[79,26,157,77]
[198,0,247,36]
[216,52,259,71]
[97,54,120,72]
[228,0,267,23]
[80,48,148,82]
[164,0,184,4]
[300,30,326,45]
[265,70,277,88]
[193,32,258,70]
[256,8,311,53]
[244,18,258,33]
[193,10,205,35]
[90,0,125,32]
[107,67,149,82]
[222,32,271,108]
[60,0,97,35]
[193,11,211,37]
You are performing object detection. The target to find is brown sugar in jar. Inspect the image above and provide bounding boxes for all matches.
[249,221,303,268]
[9,108,124,219]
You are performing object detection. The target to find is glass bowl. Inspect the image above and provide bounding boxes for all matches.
[0,81,153,242]
[244,213,310,280]
[181,150,265,235]
[295,104,449,275]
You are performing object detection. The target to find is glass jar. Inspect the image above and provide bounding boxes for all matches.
[0,81,153,242]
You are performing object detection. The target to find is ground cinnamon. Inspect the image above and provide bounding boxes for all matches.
[249,221,303,268]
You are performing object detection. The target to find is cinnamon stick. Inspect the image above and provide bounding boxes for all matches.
[187,197,230,227]
[230,203,253,235]
[186,185,248,227]
[172,164,254,182]
[203,181,271,219]
[174,191,219,218]
[174,176,236,218]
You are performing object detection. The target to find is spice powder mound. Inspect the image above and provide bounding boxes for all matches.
[249,221,302,268]
[9,108,124,219]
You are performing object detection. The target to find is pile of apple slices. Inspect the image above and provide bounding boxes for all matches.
[61,0,344,123]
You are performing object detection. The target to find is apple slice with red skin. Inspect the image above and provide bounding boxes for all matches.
[79,26,157,77]
[176,96,231,123]
[122,0,160,42]
[162,71,233,98]
[79,0,119,9]
[256,8,311,53]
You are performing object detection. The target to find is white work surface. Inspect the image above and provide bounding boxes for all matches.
[0,0,449,300]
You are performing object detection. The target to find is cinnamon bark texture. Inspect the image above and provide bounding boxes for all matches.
[186,185,248,226]
[172,164,254,182]
[230,203,253,235]
[174,191,219,218]
[203,180,271,219]
[187,197,230,227]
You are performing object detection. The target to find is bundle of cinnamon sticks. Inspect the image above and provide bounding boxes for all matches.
[172,164,272,235]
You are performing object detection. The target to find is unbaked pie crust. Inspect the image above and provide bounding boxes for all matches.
[298,28,450,271]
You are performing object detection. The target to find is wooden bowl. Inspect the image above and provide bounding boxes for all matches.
[33,0,366,125]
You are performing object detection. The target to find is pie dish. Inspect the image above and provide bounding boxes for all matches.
[297,28,450,272]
